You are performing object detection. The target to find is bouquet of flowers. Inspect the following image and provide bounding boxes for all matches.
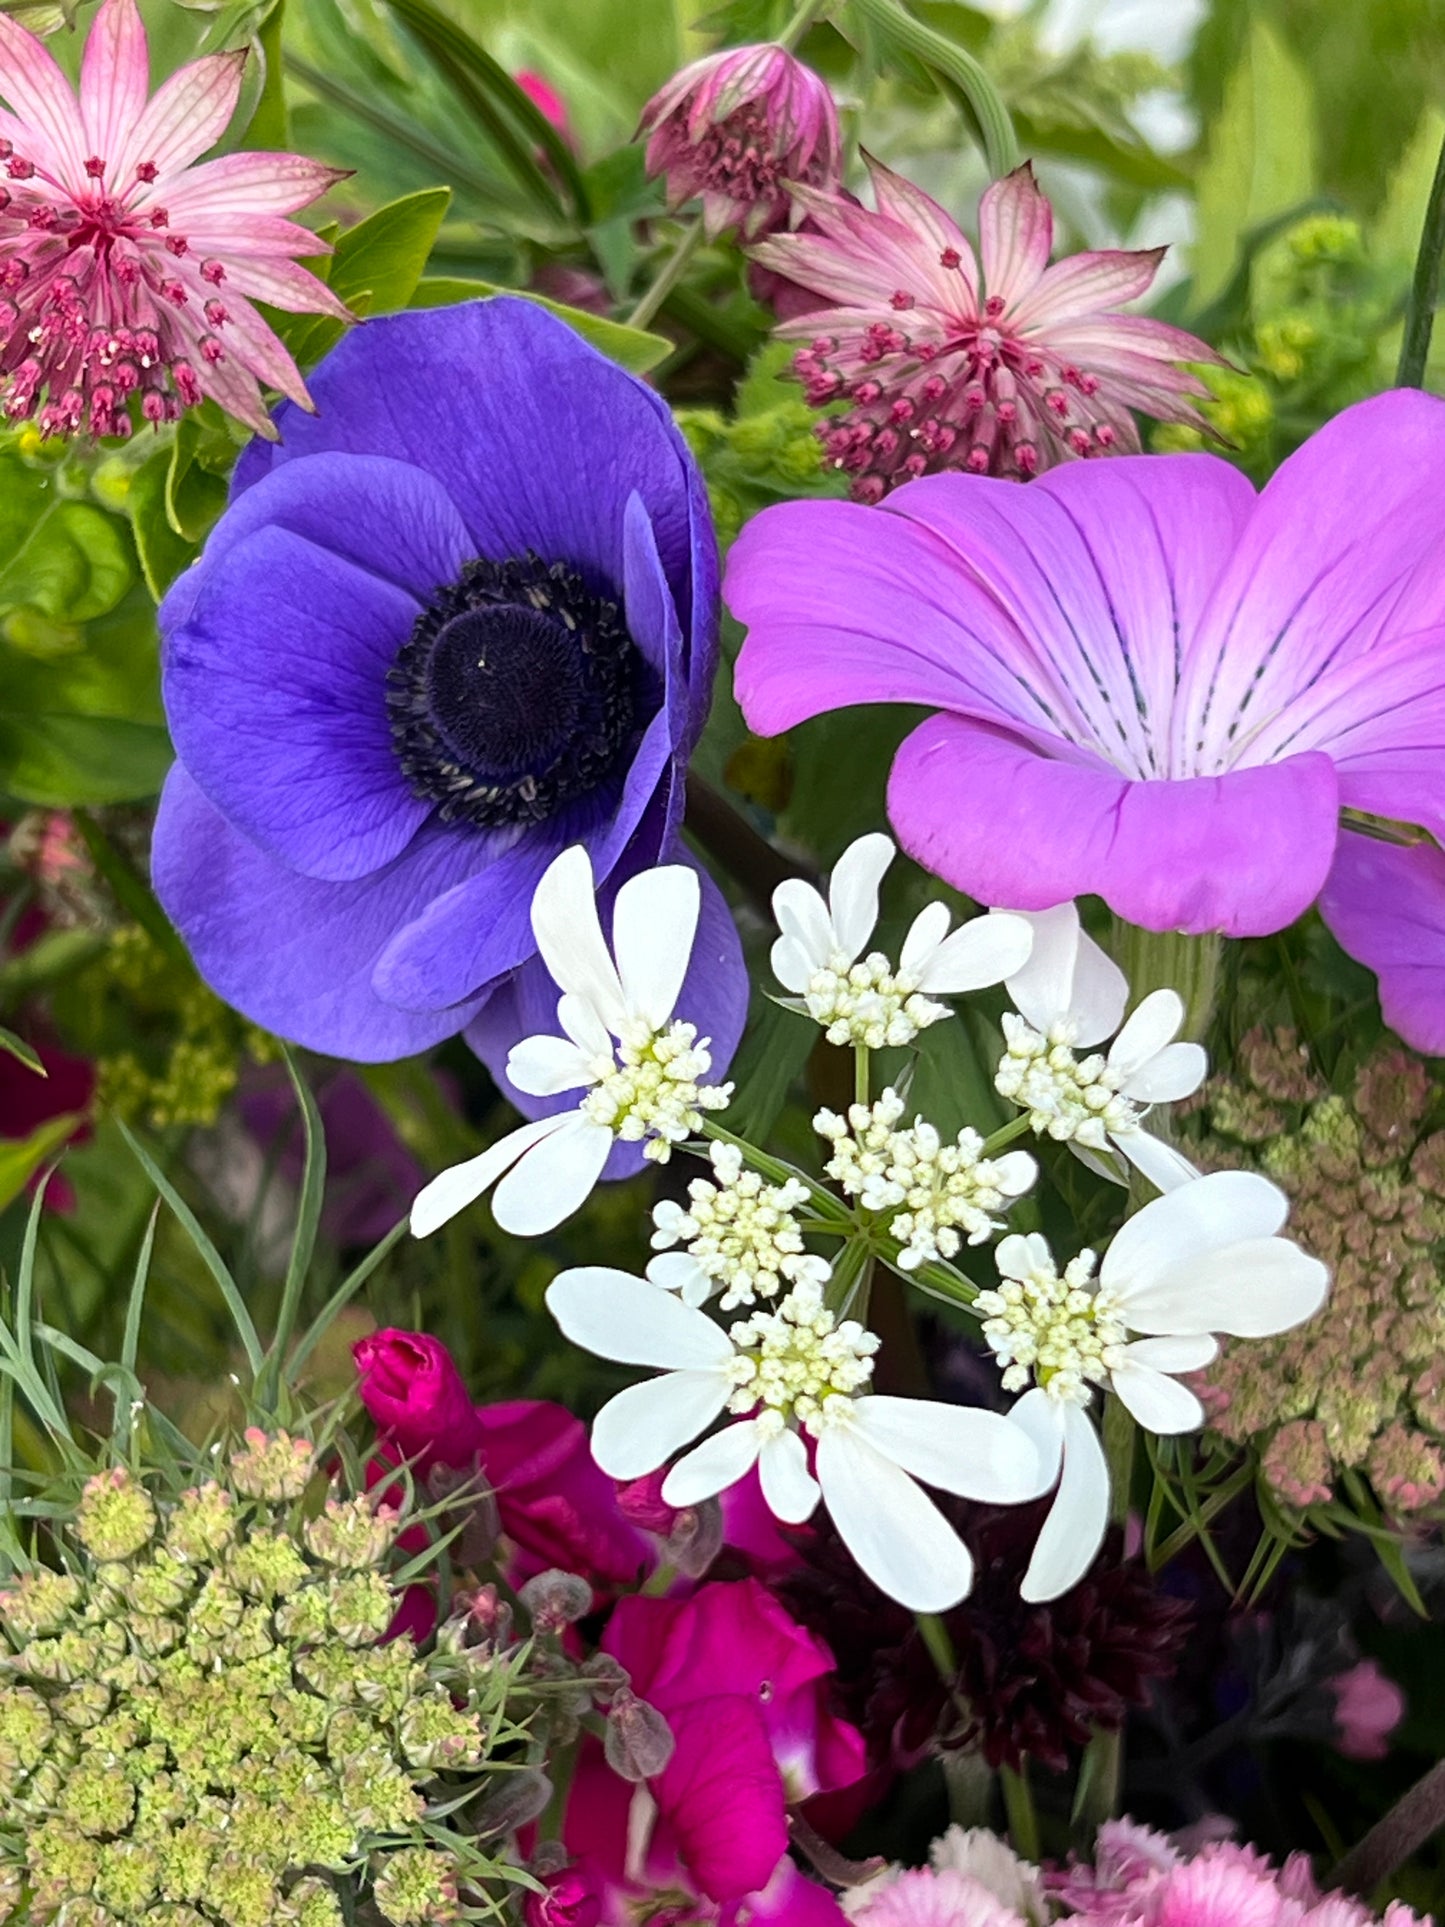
[3,0,1445,1920]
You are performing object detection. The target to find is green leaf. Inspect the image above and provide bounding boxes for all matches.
[0,455,135,624]
[285,187,452,367]
[71,811,189,967]
[1192,20,1317,307]
[0,1114,82,1216]
[1376,104,1445,270]
[409,277,673,374]
[244,0,290,148]
[126,447,200,603]
[0,1027,44,1077]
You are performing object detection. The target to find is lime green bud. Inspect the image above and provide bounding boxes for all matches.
[186,1575,245,1647]
[158,1823,216,1900]
[283,1877,345,1927]
[58,1754,137,1836]
[0,1684,53,1772]
[46,1900,121,1927]
[303,1496,396,1568]
[18,1627,94,1683]
[167,1484,236,1561]
[373,1848,459,1927]
[76,1469,157,1562]
[146,1909,210,1927]
[127,1552,196,1617]
[216,1604,276,1665]
[209,1853,280,1927]
[95,1839,160,1917]
[327,1572,396,1646]
[336,1748,424,1833]
[275,1586,331,1645]
[399,1694,483,1771]
[27,1818,100,1910]
[229,1430,315,1502]
[0,1864,20,1924]
[226,1531,309,1601]
[57,1680,112,1728]
[0,1567,82,1639]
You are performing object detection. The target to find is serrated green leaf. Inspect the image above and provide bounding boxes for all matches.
[409,277,673,373]
[0,1113,82,1216]
[0,1027,44,1077]
[284,187,451,368]
[1192,20,1317,307]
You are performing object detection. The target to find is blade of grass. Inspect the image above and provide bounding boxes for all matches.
[288,1218,407,1381]
[257,1049,328,1412]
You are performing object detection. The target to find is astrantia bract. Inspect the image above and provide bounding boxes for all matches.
[0,0,348,436]
[726,392,1445,1051]
[153,298,745,1113]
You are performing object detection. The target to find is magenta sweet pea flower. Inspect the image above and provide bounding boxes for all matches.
[0,0,348,436]
[750,159,1218,498]
[354,1330,487,1473]
[726,391,1445,1051]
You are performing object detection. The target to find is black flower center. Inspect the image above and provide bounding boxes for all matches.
[386,552,651,830]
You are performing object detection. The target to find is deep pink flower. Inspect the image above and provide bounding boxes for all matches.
[750,158,1218,499]
[524,1866,603,1927]
[639,44,841,241]
[1327,1659,1405,1761]
[354,1329,487,1474]
[0,0,348,436]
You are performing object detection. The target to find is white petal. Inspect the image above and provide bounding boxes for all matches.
[530,845,627,1036]
[558,990,614,1060]
[1000,903,1080,1034]
[911,911,1034,995]
[491,1115,612,1236]
[992,1150,1038,1198]
[1110,1361,1207,1434]
[592,1372,730,1479]
[815,1424,976,1612]
[772,878,834,973]
[1069,925,1132,1046]
[758,1429,821,1523]
[663,1418,764,1505]
[1020,1401,1110,1603]
[1112,1128,1200,1193]
[1120,1237,1329,1340]
[898,899,952,977]
[827,832,895,962]
[612,863,700,1029]
[851,1395,1042,1503]
[770,932,816,995]
[545,1268,737,1369]
[1001,1386,1064,1494]
[1123,1334,1219,1372]
[1121,1041,1208,1104]
[506,1033,596,1097]
[1108,988,1185,1082]
[646,1252,715,1308]
[995,1230,1053,1284]
[410,1115,568,1238]
[1103,1170,1292,1302]
[1070,1139,1130,1187]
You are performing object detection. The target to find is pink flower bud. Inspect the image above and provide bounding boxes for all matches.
[523,1866,602,1927]
[1328,1659,1405,1761]
[638,44,841,240]
[353,1329,486,1473]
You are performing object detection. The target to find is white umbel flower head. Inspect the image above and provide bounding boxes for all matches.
[992,902,1207,1193]
[545,1268,1042,1613]
[411,847,732,1240]
[979,1171,1329,1602]
[774,833,1034,1048]
[649,1139,828,1310]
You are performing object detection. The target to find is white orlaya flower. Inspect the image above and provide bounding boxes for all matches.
[772,833,1034,1048]
[411,847,730,1241]
[985,1171,1329,1602]
[545,1267,1042,1613]
[993,901,1207,1192]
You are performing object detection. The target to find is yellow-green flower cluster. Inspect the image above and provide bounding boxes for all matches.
[0,1439,516,1927]
[1187,1032,1445,1515]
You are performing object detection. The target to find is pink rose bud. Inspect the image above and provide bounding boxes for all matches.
[638,43,841,240]
[523,1866,602,1927]
[1328,1659,1406,1761]
[604,1689,676,1781]
[353,1329,486,1473]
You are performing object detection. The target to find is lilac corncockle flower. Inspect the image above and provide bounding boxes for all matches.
[725,392,1445,1052]
[749,158,1219,498]
[153,297,745,1118]
[639,43,841,241]
[0,0,348,436]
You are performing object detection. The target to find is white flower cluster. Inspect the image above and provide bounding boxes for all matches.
[802,950,951,1050]
[815,1090,1036,1269]
[994,1012,1137,1149]
[725,1281,879,1433]
[650,1140,827,1309]
[974,1234,1127,1402]
[581,1017,731,1162]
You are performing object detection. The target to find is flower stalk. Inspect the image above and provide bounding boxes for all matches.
[842,0,1018,177]
[1396,121,1445,388]
[1105,923,1223,1046]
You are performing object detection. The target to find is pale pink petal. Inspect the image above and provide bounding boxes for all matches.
[0,8,89,185]
[147,150,350,220]
[114,49,245,182]
[80,0,150,180]
[1009,246,1166,333]
[980,163,1052,307]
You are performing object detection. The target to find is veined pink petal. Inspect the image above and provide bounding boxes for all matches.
[113,49,246,182]
[80,0,150,180]
[979,162,1052,307]
[216,254,353,319]
[153,150,351,220]
[174,214,334,260]
[863,152,980,297]
[1009,245,1167,332]
[0,8,89,185]
[193,288,316,411]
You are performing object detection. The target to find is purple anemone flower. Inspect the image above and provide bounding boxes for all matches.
[153,297,746,1118]
[724,390,1445,1051]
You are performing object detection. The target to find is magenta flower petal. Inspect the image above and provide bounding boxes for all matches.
[1318,834,1445,1055]
[116,49,246,179]
[887,713,1339,935]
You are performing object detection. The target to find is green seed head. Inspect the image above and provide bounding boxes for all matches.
[75,1470,158,1563]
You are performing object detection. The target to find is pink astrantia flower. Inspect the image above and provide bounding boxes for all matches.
[749,157,1219,499]
[726,391,1445,1053]
[639,43,841,241]
[0,0,349,436]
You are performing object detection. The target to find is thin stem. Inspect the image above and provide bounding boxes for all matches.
[1105,923,1222,1045]
[1332,1757,1445,1897]
[626,222,704,330]
[842,0,1019,177]
[980,1112,1032,1158]
[1000,1762,1041,1864]
[1397,123,1445,388]
[854,1044,870,1109]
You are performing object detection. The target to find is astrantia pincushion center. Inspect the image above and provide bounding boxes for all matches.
[385,553,651,829]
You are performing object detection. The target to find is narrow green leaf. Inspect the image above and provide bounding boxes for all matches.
[289,1219,407,1380]
[258,1048,328,1411]
[115,1118,265,1380]
[0,1115,82,1216]
[119,1203,160,1414]
[125,447,198,602]
[245,0,290,149]
[410,277,672,373]
[71,810,189,967]
[0,1026,44,1077]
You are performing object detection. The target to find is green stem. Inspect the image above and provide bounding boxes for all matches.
[980,1111,1033,1158]
[1397,123,1445,388]
[778,0,836,50]
[854,1044,870,1109]
[1105,923,1222,1044]
[626,222,704,329]
[1000,1763,1041,1863]
[842,0,1019,177]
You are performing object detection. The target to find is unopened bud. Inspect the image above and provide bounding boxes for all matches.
[472,1766,552,1838]
[437,1583,512,1655]
[613,1474,678,1534]
[577,1652,628,1707]
[664,1496,724,1578]
[604,1689,675,1782]
[425,1465,501,1568]
[518,1569,593,1633]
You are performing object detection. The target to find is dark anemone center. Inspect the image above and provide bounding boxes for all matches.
[386,552,649,830]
